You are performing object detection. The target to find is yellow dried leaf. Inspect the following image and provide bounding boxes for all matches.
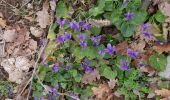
[0,18,6,28]
[155,89,170,97]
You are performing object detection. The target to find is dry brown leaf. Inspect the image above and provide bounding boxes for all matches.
[115,41,129,54]
[3,29,17,42]
[81,69,100,84]
[50,0,56,11]
[108,79,117,89]
[155,89,170,97]
[29,39,37,50]
[30,27,43,38]
[153,43,170,54]
[92,84,112,100]
[159,2,170,17]
[36,1,50,28]
[0,18,6,28]
[130,40,146,53]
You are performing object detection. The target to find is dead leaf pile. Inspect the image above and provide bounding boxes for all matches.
[92,84,113,100]
[81,69,100,84]
[1,56,32,84]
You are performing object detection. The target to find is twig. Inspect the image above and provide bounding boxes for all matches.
[16,39,48,100]
[1,0,18,9]
[26,39,48,100]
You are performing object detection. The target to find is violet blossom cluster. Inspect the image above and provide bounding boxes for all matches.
[141,23,151,38]
[98,44,115,56]
[119,48,139,70]
[56,32,71,44]
[81,59,93,73]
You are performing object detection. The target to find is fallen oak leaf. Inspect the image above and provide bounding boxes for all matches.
[92,84,112,100]
[81,69,100,84]
[153,43,170,54]
[115,41,129,54]
[36,0,50,28]
[155,89,170,97]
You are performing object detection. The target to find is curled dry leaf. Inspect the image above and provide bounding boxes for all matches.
[153,43,170,54]
[30,27,43,38]
[115,41,129,54]
[108,79,117,89]
[3,29,17,42]
[36,1,50,28]
[81,69,100,84]
[155,89,170,97]
[92,84,113,100]
[0,18,6,28]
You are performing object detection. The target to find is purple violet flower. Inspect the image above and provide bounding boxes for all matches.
[79,41,87,49]
[52,63,59,72]
[57,18,64,28]
[105,44,115,55]
[141,23,148,31]
[6,86,13,97]
[127,49,139,59]
[120,59,129,70]
[91,35,101,47]
[68,13,72,16]
[98,49,106,56]
[85,67,94,73]
[76,34,86,42]
[82,59,91,68]
[82,23,92,30]
[40,97,44,100]
[34,97,38,100]
[56,35,65,44]
[124,12,134,21]
[81,59,93,72]
[55,83,59,89]
[50,88,57,96]
[78,21,85,26]
[143,31,151,38]
[137,62,145,68]
[65,19,70,24]
[64,32,71,41]
[70,21,79,32]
